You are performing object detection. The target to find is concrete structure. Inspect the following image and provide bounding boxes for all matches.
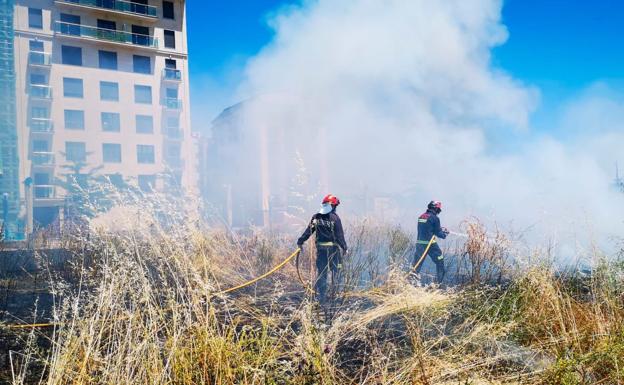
[2,0,194,235]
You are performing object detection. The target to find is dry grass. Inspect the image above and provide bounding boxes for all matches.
[2,191,623,385]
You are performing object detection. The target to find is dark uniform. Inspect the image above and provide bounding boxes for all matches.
[413,208,448,283]
[297,210,348,303]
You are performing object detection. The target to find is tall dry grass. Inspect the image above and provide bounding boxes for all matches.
[2,188,623,384]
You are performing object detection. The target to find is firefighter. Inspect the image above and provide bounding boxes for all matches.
[297,194,348,303]
[413,200,449,284]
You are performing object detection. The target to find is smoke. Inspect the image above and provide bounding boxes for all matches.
[213,0,624,255]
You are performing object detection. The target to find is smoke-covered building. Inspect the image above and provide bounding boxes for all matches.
[202,95,331,230]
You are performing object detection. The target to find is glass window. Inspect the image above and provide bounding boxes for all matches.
[99,81,119,101]
[136,115,153,134]
[163,1,174,19]
[102,143,122,163]
[166,88,178,99]
[167,116,180,129]
[63,77,83,98]
[107,173,125,188]
[137,145,155,164]
[61,45,82,66]
[60,13,81,35]
[98,50,118,70]
[65,142,86,162]
[138,175,156,193]
[131,25,150,46]
[30,73,46,85]
[134,85,152,104]
[97,19,116,30]
[32,140,49,152]
[28,8,43,29]
[101,112,120,132]
[64,110,85,130]
[164,30,175,49]
[31,106,49,119]
[133,55,151,74]
[29,40,44,52]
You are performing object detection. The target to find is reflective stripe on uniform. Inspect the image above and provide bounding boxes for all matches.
[418,219,428,223]
[437,255,444,260]
[317,241,336,247]
[416,239,436,244]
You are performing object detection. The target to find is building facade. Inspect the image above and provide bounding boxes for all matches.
[2,0,194,236]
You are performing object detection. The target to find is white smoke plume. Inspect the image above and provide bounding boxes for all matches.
[214,0,623,257]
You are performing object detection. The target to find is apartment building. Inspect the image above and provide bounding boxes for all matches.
[2,0,194,235]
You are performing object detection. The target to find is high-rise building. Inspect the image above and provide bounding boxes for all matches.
[2,0,194,236]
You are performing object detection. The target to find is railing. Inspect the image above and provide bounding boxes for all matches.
[54,21,159,48]
[32,152,56,166]
[163,68,182,81]
[28,51,51,66]
[56,0,158,18]
[34,185,56,199]
[164,98,182,110]
[29,85,53,99]
[31,118,54,133]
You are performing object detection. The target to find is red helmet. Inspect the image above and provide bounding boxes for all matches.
[428,200,442,210]
[322,194,340,206]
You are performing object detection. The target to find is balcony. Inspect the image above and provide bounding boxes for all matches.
[32,152,56,167]
[163,68,182,82]
[29,85,53,100]
[55,0,157,20]
[31,118,54,133]
[34,185,56,200]
[164,98,182,110]
[54,21,159,49]
[28,51,51,67]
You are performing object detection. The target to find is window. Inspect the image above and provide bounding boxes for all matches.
[63,78,83,98]
[98,50,118,70]
[34,173,51,198]
[164,30,175,49]
[29,40,44,52]
[97,19,116,30]
[166,88,178,99]
[102,143,122,163]
[134,85,152,104]
[136,115,153,134]
[61,45,82,66]
[137,145,155,164]
[60,13,81,35]
[167,116,180,129]
[99,81,119,101]
[31,107,49,119]
[138,175,156,193]
[30,73,46,85]
[165,59,177,69]
[163,1,174,19]
[65,142,86,162]
[101,112,120,132]
[133,55,151,74]
[28,8,43,29]
[64,110,85,130]
[107,173,124,188]
[32,140,49,152]
[166,143,181,165]
[132,25,150,46]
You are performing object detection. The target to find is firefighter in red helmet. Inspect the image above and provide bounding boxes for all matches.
[297,194,348,303]
[413,200,449,284]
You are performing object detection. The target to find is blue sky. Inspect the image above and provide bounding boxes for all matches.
[187,0,624,126]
